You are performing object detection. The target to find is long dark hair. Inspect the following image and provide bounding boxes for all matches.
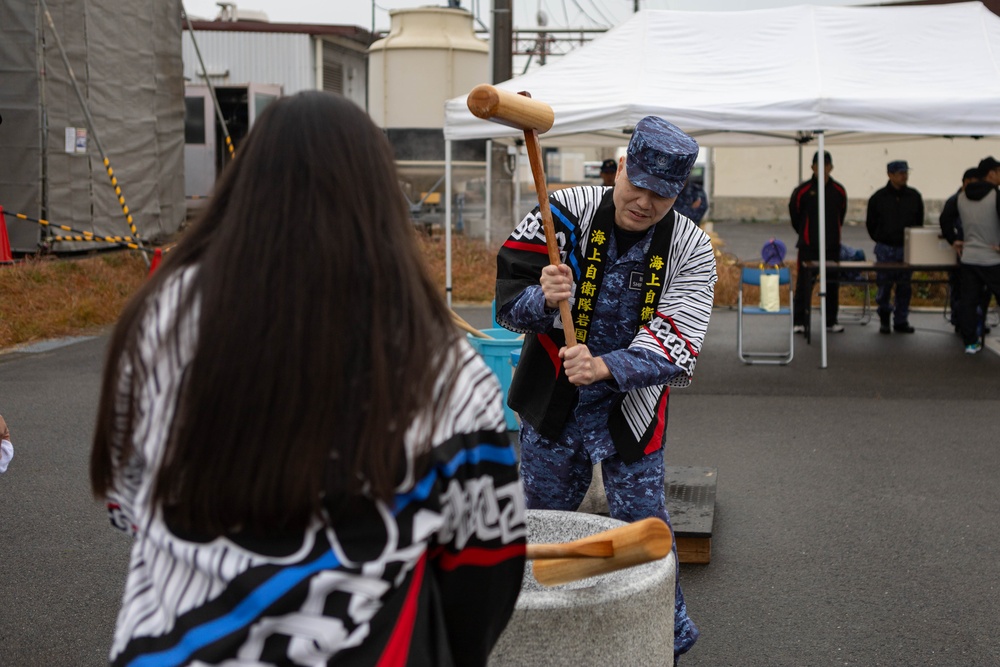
[91,92,458,536]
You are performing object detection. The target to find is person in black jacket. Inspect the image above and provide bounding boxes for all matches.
[789,150,848,333]
[865,160,924,333]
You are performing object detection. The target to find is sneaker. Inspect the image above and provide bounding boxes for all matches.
[793,325,806,334]
[894,323,915,334]
[827,324,845,333]
[965,343,982,355]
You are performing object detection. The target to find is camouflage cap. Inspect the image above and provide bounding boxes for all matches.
[887,160,910,173]
[625,116,699,199]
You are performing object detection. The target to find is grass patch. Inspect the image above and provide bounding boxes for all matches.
[0,253,147,349]
[0,231,948,350]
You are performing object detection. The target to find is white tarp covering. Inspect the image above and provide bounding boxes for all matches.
[443,2,1000,147]
[442,1,1000,368]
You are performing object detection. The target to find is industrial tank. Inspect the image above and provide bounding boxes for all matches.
[368,6,487,130]
[368,7,489,220]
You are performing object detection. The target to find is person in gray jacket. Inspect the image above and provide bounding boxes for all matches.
[956,157,1000,354]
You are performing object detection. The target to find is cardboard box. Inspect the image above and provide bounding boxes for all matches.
[904,227,957,265]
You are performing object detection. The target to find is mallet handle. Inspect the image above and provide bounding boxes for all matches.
[524,128,576,347]
[530,517,673,587]
[451,311,492,339]
[526,539,614,560]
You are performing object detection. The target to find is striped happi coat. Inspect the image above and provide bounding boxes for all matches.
[496,186,716,463]
[102,268,526,667]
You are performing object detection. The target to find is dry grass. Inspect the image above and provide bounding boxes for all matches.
[0,231,949,350]
[0,253,147,349]
[417,234,497,303]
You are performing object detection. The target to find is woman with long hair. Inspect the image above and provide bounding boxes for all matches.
[91,91,525,666]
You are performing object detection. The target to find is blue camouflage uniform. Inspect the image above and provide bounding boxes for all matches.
[673,180,708,224]
[500,217,702,657]
[496,118,716,659]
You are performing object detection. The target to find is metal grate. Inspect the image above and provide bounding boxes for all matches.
[323,62,343,94]
[665,466,717,537]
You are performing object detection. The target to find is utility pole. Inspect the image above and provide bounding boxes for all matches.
[493,0,512,83]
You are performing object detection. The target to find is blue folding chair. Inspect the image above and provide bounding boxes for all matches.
[737,267,794,365]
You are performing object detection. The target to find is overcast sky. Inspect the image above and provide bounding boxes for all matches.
[182,0,881,33]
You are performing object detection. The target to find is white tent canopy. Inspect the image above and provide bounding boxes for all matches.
[441,2,1000,367]
[444,2,1000,147]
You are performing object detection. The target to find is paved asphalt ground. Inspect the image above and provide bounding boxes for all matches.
[1,221,997,666]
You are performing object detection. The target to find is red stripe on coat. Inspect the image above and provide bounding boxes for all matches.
[643,388,670,455]
[375,553,427,667]
[502,239,548,254]
[537,333,563,377]
[662,314,698,358]
[430,544,526,571]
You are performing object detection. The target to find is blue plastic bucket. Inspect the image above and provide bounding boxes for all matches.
[468,328,524,431]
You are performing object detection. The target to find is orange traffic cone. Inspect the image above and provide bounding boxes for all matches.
[0,206,13,264]
[147,247,162,276]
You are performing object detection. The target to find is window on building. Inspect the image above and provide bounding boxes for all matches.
[184,97,206,144]
[323,61,344,94]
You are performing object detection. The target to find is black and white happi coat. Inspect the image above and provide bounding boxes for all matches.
[102,268,526,667]
[497,186,716,463]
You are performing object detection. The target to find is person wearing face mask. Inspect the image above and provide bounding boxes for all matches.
[495,115,717,663]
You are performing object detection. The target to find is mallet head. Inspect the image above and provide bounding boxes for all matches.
[466,84,554,134]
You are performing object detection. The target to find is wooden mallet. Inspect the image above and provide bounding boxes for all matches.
[466,84,576,347]
[526,517,673,586]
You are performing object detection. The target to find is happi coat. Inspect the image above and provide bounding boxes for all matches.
[496,186,716,463]
[102,268,526,667]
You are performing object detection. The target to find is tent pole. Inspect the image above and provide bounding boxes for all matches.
[183,6,235,163]
[817,131,828,369]
[485,139,493,246]
[445,139,453,309]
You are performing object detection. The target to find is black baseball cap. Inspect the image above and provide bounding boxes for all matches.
[600,158,617,174]
[978,156,1000,173]
[811,150,832,166]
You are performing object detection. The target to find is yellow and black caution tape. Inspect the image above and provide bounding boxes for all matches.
[2,208,143,252]
[103,157,141,243]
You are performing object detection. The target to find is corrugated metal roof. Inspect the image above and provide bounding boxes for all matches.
[185,19,373,47]
[182,31,313,93]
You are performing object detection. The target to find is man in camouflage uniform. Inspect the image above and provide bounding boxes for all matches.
[673,177,709,225]
[495,116,717,661]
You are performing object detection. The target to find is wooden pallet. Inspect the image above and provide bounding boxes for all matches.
[576,463,718,564]
[665,466,717,564]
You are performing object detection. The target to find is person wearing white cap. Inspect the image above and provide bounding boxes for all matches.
[496,115,717,661]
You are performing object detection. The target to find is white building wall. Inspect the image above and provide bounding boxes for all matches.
[709,137,1000,223]
[182,31,314,93]
[316,39,367,109]
[714,137,1000,202]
